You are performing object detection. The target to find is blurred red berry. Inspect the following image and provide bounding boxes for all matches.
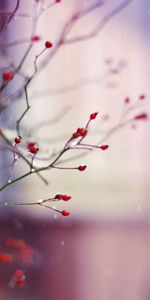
[139,94,146,100]
[16,278,25,287]
[15,269,24,277]
[0,252,12,263]
[124,97,130,104]
[134,113,148,121]
[3,71,13,82]
[31,35,41,42]
[13,269,26,287]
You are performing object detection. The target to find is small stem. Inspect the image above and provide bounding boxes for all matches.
[30,154,36,171]
[16,85,30,136]
[16,48,46,135]
[51,165,78,170]
[39,202,61,213]
[0,0,20,35]
[0,148,67,192]
[0,196,55,207]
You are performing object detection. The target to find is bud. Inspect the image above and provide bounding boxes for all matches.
[134,113,148,121]
[45,41,53,48]
[3,71,13,82]
[15,136,22,144]
[90,112,98,120]
[99,145,109,150]
[61,210,70,217]
[78,165,87,171]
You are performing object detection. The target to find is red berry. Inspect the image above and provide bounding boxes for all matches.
[27,142,36,150]
[77,128,87,137]
[45,41,53,48]
[15,269,26,287]
[72,128,87,139]
[3,71,13,82]
[139,94,146,100]
[9,269,26,288]
[77,127,83,133]
[16,278,25,287]
[56,0,61,2]
[72,132,81,139]
[15,136,22,144]
[99,145,109,150]
[55,194,71,201]
[134,113,148,121]
[82,130,87,137]
[0,252,12,263]
[31,35,41,42]
[62,195,71,201]
[124,97,130,104]
[78,165,87,171]
[15,269,24,277]
[61,210,70,217]
[55,194,63,200]
[27,142,39,154]
[90,112,98,120]
[5,238,16,248]
[29,145,39,154]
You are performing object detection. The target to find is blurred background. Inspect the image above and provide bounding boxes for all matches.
[0,0,150,299]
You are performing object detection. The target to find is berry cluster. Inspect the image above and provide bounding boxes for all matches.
[9,269,26,288]
[12,111,109,217]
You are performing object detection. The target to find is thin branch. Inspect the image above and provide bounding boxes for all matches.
[27,105,71,134]
[0,129,49,185]
[0,196,55,207]
[0,0,20,35]
[64,0,133,44]
[38,0,132,72]
[16,48,47,136]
